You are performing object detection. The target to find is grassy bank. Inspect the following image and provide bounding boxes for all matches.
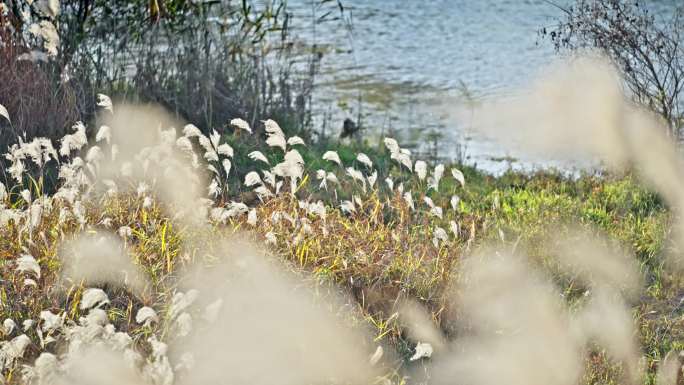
[0,106,679,384]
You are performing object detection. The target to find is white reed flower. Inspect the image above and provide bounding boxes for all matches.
[217,143,234,157]
[450,195,460,211]
[326,172,339,185]
[0,182,7,202]
[430,206,443,219]
[86,146,103,164]
[80,288,109,310]
[31,352,58,383]
[59,121,88,156]
[222,158,232,176]
[203,299,224,324]
[367,170,378,188]
[428,164,445,191]
[449,220,459,237]
[207,164,219,176]
[284,149,304,165]
[183,124,202,138]
[385,177,394,191]
[340,200,356,214]
[136,182,149,197]
[410,342,433,361]
[263,119,284,137]
[0,103,10,123]
[356,153,373,169]
[230,118,252,134]
[209,130,221,149]
[369,346,384,366]
[287,136,306,146]
[16,254,40,278]
[39,310,63,333]
[322,150,342,166]
[176,136,193,154]
[262,170,276,187]
[248,151,269,165]
[22,320,34,332]
[403,191,414,211]
[451,168,465,187]
[95,125,111,143]
[346,167,366,191]
[384,137,400,154]
[226,201,249,217]
[265,232,277,245]
[266,134,287,152]
[143,196,153,209]
[247,209,257,226]
[254,185,273,199]
[414,160,427,180]
[353,195,363,208]
[175,312,193,337]
[35,0,60,18]
[118,226,133,239]
[393,151,412,171]
[3,319,16,335]
[208,178,220,198]
[423,196,435,208]
[433,227,448,247]
[1,334,31,363]
[204,150,219,162]
[169,290,199,320]
[244,171,262,187]
[272,150,304,180]
[96,93,113,113]
[316,169,327,190]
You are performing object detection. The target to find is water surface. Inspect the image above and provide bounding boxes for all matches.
[288,0,679,173]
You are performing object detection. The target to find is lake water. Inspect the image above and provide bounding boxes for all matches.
[287,0,680,173]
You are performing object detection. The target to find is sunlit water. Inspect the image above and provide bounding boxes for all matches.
[288,0,679,174]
